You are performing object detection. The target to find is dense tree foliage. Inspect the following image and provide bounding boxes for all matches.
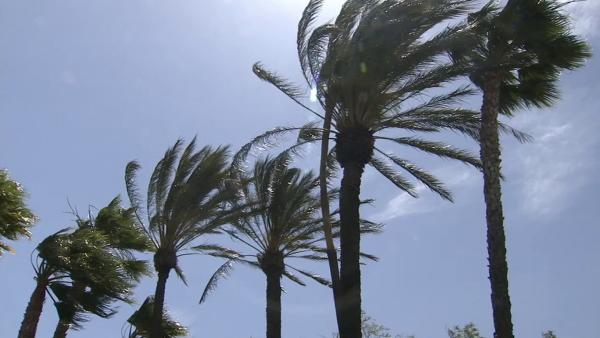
[0,169,36,255]
[18,197,150,338]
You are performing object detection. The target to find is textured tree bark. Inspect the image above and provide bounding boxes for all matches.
[265,270,282,338]
[338,162,364,338]
[320,99,343,333]
[18,274,50,338]
[149,267,170,338]
[480,73,515,338]
[52,320,70,338]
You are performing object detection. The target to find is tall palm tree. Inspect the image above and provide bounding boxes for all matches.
[196,155,379,338]
[240,1,533,336]
[0,169,36,255]
[123,296,188,338]
[451,2,590,337]
[50,197,152,338]
[124,138,240,338]
[18,198,148,338]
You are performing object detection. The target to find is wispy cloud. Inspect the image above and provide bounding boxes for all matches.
[371,166,478,222]
[561,0,600,37]
[510,100,599,216]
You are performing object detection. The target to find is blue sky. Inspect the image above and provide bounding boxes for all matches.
[1,1,599,337]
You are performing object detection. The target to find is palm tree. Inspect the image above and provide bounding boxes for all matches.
[18,197,148,338]
[123,296,188,338]
[451,2,590,337]
[196,155,379,338]
[0,169,36,255]
[124,138,240,338]
[50,197,152,338]
[240,1,531,336]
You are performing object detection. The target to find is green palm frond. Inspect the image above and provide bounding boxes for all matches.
[377,136,481,168]
[368,157,417,197]
[297,0,325,83]
[0,169,36,255]
[94,196,153,253]
[252,63,324,121]
[231,124,318,173]
[198,260,234,304]
[375,148,452,201]
[286,265,331,287]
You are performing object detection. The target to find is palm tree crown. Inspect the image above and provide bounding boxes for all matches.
[198,155,360,290]
[243,0,509,200]
[51,197,152,337]
[457,0,591,114]
[124,138,240,338]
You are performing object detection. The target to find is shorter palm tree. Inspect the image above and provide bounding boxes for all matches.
[50,197,152,338]
[196,155,379,338]
[123,296,188,338]
[18,198,150,338]
[124,138,241,338]
[0,169,36,255]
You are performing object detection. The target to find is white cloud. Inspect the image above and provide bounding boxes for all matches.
[371,166,478,222]
[560,0,600,37]
[510,107,599,216]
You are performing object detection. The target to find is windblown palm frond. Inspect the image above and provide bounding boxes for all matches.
[0,169,36,255]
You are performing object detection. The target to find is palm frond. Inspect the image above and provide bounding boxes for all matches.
[298,0,325,84]
[253,63,324,121]
[368,157,417,196]
[377,136,481,168]
[287,265,331,287]
[199,260,234,304]
[375,148,453,201]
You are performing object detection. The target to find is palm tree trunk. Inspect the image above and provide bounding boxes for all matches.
[149,267,171,338]
[480,73,514,338]
[339,162,364,338]
[52,320,70,338]
[320,99,343,332]
[18,273,50,338]
[265,270,282,338]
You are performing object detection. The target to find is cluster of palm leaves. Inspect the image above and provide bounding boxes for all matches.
[0,169,36,255]
[17,197,152,338]
[3,0,589,338]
